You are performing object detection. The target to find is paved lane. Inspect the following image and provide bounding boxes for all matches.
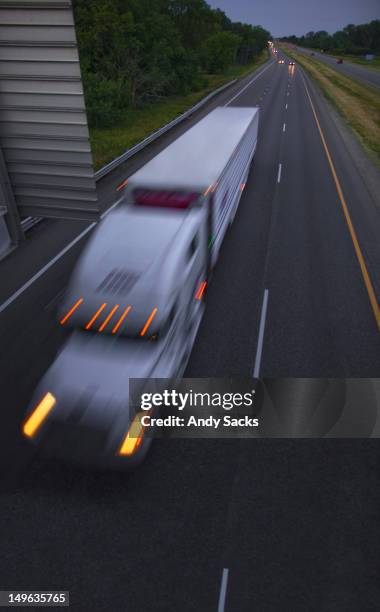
[187,58,290,376]
[260,63,380,375]
[0,53,379,612]
[189,59,380,378]
[218,437,380,611]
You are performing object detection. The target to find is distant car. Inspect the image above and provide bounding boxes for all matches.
[278,59,285,64]
[288,61,295,66]
[337,58,343,64]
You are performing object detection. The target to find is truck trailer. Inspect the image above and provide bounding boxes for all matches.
[23,106,260,468]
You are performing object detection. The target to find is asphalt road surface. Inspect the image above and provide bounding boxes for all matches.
[293,46,380,89]
[0,52,380,611]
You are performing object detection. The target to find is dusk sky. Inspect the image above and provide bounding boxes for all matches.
[207,0,380,38]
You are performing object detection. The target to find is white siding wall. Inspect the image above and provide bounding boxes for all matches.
[0,0,99,220]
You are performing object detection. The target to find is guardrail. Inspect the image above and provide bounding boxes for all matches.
[21,78,238,234]
[94,78,238,182]
[21,216,42,233]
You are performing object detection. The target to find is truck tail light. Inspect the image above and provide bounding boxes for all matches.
[133,190,199,209]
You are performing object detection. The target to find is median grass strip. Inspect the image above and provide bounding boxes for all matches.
[89,51,268,171]
[284,50,380,167]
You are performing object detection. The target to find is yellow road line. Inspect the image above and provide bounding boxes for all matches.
[301,72,380,330]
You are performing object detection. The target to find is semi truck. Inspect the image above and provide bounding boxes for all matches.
[23,105,259,468]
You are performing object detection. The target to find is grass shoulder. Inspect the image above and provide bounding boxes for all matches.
[283,49,380,168]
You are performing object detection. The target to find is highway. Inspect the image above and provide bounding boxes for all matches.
[0,52,380,611]
[293,46,380,89]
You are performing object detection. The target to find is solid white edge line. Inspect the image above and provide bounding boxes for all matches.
[283,123,286,132]
[277,163,282,183]
[0,195,126,316]
[100,195,125,219]
[0,222,96,315]
[217,568,229,612]
[253,289,269,378]
[225,60,275,106]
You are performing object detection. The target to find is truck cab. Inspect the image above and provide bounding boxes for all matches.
[24,203,208,467]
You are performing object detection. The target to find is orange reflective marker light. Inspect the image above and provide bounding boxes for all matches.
[195,281,207,300]
[116,178,128,192]
[118,413,145,456]
[98,304,120,332]
[22,392,56,438]
[111,306,132,334]
[85,303,107,330]
[60,298,84,325]
[140,308,158,337]
[204,184,214,196]
[240,183,246,191]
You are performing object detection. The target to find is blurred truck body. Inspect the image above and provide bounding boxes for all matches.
[23,106,259,468]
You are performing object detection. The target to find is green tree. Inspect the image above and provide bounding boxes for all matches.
[72,0,272,127]
[203,31,240,72]
[281,19,380,55]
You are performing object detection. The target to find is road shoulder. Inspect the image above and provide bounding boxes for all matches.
[299,65,380,309]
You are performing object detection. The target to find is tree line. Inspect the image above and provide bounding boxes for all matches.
[280,20,380,56]
[72,0,270,127]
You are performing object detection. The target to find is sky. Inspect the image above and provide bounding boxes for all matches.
[206,0,380,38]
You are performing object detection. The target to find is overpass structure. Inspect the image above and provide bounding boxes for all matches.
[0,0,99,258]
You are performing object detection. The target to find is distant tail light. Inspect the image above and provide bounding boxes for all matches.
[133,190,199,209]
